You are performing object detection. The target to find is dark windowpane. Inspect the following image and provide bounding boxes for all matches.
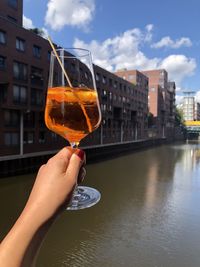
[24,131,34,144]
[39,131,45,143]
[13,85,27,104]
[24,112,35,127]
[0,83,7,102]
[31,88,44,106]
[33,45,41,58]
[4,132,19,146]
[0,56,6,69]
[4,110,20,126]
[0,31,6,44]
[13,61,27,81]
[31,66,44,86]
[39,112,45,127]
[8,0,17,8]
[16,38,25,51]
[47,51,51,61]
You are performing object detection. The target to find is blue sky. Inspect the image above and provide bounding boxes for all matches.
[23,0,200,101]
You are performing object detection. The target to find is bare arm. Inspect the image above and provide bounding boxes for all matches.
[0,147,85,267]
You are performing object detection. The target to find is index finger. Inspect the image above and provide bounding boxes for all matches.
[47,147,74,172]
[54,147,74,161]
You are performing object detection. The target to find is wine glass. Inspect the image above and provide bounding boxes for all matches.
[44,48,102,210]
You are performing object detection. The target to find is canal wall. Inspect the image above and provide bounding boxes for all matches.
[0,138,167,178]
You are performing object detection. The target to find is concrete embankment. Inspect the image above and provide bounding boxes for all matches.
[0,138,167,178]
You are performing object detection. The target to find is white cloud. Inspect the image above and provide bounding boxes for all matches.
[45,0,95,31]
[176,95,184,106]
[160,55,196,85]
[145,24,154,42]
[23,15,34,29]
[151,36,192,49]
[74,25,158,72]
[73,26,196,86]
[41,27,49,39]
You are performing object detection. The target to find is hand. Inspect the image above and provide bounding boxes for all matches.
[0,147,86,267]
[23,147,86,226]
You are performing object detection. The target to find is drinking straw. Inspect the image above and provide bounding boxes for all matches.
[48,36,73,88]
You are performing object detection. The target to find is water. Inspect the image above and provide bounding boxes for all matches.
[1,142,200,267]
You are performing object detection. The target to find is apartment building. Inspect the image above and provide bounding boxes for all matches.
[115,68,176,138]
[194,102,200,120]
[0,0,149,157]
[182,96,200,121]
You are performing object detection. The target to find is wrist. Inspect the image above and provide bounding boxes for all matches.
[20,203,45,231]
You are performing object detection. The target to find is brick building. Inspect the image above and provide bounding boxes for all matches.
[0,0,149,157]
[143,70,176,138]
[115,69,176,138]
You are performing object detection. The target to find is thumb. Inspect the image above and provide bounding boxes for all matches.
[65,149,85,185]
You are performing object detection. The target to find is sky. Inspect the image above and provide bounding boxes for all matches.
[23,0,200,104]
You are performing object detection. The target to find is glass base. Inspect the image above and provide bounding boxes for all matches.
[66,186,101,210]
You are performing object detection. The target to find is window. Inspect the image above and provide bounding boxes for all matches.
[31,66,43,86]
[51,132,58,141]
[95,73,100,81]
[8,0,17,8]
[102,76,106,84]
[39,112,45,127]
[16,38,25,52]
[4,132,19,146]
[85,72,88,79]
[0,56,6,70]
[13,85,27,104]
[39,132,45,143]
[0,30,6,44]
[31,89,43,106]
[4,110,19,126]
[47,51,51,61]
[24,112,35,127]
[33,45,41,58]
[0,83,7,102]
[151,87,155,92]
[13,61,27,81]
[71,63,76,72]
[23,132,34,144]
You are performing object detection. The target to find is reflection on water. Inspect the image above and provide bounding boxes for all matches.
[1,143,200,266]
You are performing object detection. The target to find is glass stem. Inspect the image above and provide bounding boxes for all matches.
[68,142,80,209]
[71,142,79,148]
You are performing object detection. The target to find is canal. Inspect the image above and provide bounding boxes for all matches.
[1,142,200,267]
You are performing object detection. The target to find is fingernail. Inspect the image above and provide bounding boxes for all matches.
[75,149,85,161]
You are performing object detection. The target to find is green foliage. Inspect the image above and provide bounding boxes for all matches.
[29,28,45,37]
[148,112,155,127]
[175,107,184,125]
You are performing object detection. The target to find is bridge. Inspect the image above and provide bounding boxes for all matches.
[184,121,200,139]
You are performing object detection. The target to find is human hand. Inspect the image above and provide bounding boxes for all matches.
[22,147,86,226]
[0,147,86,267]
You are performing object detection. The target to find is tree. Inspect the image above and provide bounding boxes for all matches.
[29,28,46,38]
[148,112,155,127]
[175,107,184,125]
